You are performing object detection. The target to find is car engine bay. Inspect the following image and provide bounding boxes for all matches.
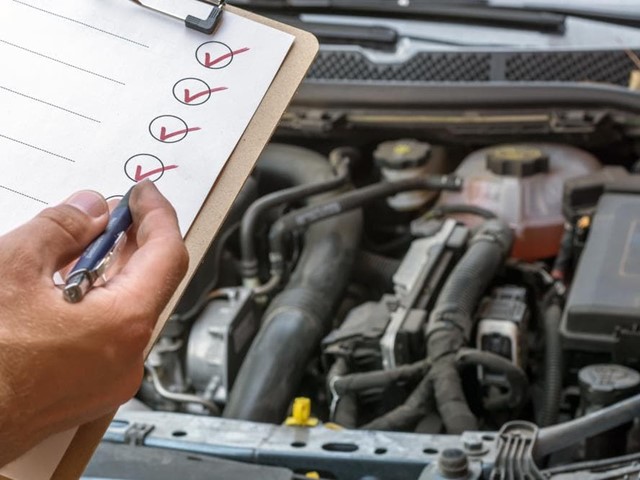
[80,5,640,476]
[104,98,640,477]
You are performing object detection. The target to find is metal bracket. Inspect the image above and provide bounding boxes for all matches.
[490,421,544,480]
[124,422,155,446]
[129,0,226,34]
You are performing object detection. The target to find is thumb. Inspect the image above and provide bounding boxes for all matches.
[6,191,109,277]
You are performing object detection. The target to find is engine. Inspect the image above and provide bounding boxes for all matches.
[138,140,640,463]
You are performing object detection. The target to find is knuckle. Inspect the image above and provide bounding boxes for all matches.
[36,206,86,247]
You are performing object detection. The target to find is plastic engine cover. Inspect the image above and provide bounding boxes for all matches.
[561,192,640,358]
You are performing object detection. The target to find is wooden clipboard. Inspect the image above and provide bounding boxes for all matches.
[2,6,317,479]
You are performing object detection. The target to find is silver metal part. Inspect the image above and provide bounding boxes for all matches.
[393,220,457,298]
[186,287,257,404]
[128,0,226,34]
[63,231,127,303]
[95,231,127,280]
[146,365,219,413]
[105,410,490,480]
[129,0,225,21]
[475,286,529,384]
[380,220,461,370]
[63,271,91,303]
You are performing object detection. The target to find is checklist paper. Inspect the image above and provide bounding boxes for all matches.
[0,0,293,235]
[0,0,293,479]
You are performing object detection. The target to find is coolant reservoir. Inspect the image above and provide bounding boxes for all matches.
[374,139,446,211]
[438,144,600,260]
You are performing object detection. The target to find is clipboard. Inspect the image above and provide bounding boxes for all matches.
[0,3,318,479]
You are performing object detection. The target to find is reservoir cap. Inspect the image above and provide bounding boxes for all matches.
[487,145,550,178]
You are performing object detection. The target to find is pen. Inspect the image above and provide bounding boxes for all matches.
[63,187,134,303]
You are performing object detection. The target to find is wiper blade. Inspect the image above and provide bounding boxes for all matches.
[234,0,566,34]
[272,16,504,49]
[270,15,398,48]
[521,6,640,29]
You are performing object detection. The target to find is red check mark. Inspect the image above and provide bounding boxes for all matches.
[204,47,250,68]
[184,86,228,104]
[134,164,178,182]
[159,126,201,141]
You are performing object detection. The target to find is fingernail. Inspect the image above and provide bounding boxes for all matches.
[137,179,158,192]
[133,180,161,201]
[65,191,107,218]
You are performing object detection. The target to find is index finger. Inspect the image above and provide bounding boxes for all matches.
[102,181,189,317]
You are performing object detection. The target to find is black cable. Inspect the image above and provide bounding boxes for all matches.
[425,219,514,434]
[540,302,563,426]
[328,358,358,429]
[267,175,462,278]
[333,360,430,396]
[456,349,528,411]
[240,157,350,279]
[361,376,434,432]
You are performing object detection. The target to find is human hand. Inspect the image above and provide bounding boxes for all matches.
[0,181,188,465]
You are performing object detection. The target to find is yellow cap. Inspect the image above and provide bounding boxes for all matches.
[393,143,412,156]
[285,397,319,427]
[305,473,320,479]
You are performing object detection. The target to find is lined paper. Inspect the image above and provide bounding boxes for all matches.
[0,0,293,235]
[0,0,293,478]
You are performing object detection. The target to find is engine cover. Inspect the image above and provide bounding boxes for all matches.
[561,190,640,363]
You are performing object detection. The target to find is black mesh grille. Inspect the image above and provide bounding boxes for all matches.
[505,51,637,85]
[306,48,639,86]
[308,50,491,82]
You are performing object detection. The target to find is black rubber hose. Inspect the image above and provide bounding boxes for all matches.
[267,175,462,277]
[254,144,343,190]
[328,358,358,429]
[224,148,363,423]
[456,349,528,411]
[540,303,563,427]
[333,360,429,396]
[362,376,434,431]
[240,155,351,280]
[425,219,514,434]
[352,251,402,290]
[536,392,640,458]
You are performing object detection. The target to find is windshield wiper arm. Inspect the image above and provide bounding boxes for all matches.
[520,6,640,30]
[235,0,566,34]
[271,16,506,49]
[270,15,398,48]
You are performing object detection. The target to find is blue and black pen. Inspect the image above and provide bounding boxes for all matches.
[63,187,134,303]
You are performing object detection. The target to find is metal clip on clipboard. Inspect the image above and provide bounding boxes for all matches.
[129,0,227,34]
